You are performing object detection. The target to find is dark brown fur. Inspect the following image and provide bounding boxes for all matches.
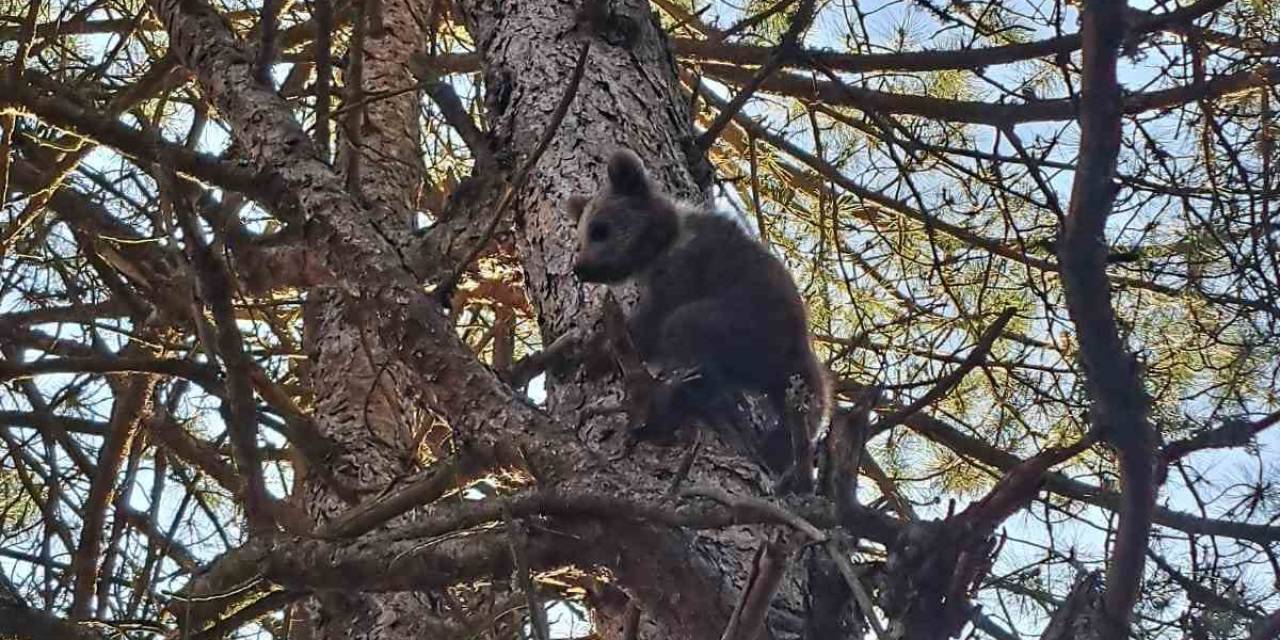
[569,150,829,491]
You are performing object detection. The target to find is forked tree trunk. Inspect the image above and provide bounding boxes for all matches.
[290,0,818,637]
[131,0,821,635]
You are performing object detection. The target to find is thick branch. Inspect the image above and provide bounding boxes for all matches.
[1059,2,1158,638]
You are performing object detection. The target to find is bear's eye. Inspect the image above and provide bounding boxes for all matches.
[588,221,610,243]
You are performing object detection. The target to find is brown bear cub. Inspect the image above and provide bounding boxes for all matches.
[568,150,830,492]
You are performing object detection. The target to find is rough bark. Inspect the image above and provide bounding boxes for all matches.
[296,0,442,636]
[1038,572,1106,640]
[451,0,803,637]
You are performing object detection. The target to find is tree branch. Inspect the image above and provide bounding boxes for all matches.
[719,537,792,640]
[874,307,1016,432]
[875,397,1280,543]
[1162,410,1280,464]
[1058,2,1159,638]
[170,181,275,534]
[675,0,1230,74]
[695,0,815,150]
[1,72,291,215]
[699,61,1280,125]
[69,373,157,618]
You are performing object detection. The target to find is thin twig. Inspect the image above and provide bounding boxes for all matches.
[721,0,797,40]
[874,307,1016,432]
[665,429,702,499]
[412,55,492,166]
[681,486,826,541]
[747,133,768,247]
[695,0,816,151]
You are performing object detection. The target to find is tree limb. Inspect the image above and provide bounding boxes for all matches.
[1058,2,1159,638]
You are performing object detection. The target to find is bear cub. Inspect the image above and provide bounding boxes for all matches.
[569,150,829,492]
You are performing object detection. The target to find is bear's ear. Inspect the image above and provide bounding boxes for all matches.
[566,195,591,221]
[607,150,650,197]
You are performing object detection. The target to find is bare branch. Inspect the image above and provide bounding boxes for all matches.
[874,307,1016,432]
[1058,2,1159,637]
[504,511,551,640]
[695,0,815,150]
[69,373,157,619]
[699,62,1280,125]
[1,73,290,213]
[169,180,274,534]
[1162,410,1280,464]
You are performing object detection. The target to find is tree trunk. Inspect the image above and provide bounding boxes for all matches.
[452,1,808,637]
[297,0,440,636]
